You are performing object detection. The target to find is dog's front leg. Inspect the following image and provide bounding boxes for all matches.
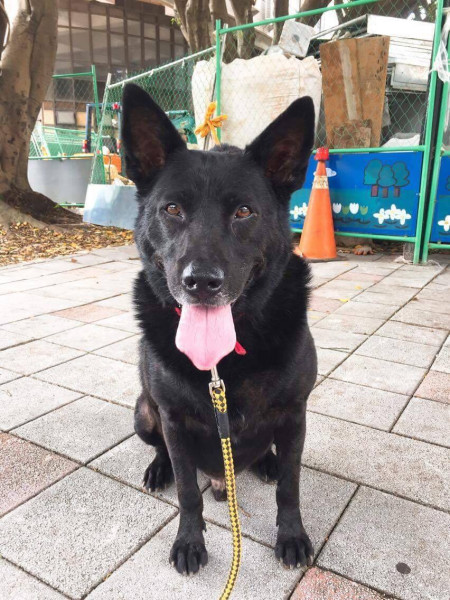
[161,418,208,575]
[274,405,313,569]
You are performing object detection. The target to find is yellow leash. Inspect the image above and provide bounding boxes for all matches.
[209,367,242,600]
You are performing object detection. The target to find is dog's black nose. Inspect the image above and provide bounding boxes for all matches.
[182,264,224,299]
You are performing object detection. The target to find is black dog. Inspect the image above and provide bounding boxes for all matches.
[121,83,318,576]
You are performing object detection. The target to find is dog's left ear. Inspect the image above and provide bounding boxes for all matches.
[245,96,315,193]
[121,83,186,186]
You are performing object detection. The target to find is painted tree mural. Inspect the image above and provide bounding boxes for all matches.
[446,175,450,191]
[392,162,410,197]
[378,165,396,198]
[364,159,383,197]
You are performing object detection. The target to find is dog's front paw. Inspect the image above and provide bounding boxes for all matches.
[169,538,208,575]
[143,454,173,492]
[275,530,314,569]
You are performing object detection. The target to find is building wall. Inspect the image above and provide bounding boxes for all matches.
[42,0,187,127]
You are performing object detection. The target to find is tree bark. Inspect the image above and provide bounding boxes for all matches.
[273,0,289,45]
[230,0,255,59]
[0,0,79,224]
[185,0,213,52]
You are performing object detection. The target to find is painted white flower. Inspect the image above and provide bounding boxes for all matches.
[349,203,359,215]
[373,208,387,224]
[438,215,450,231]
[326,168,337,178]
[388,204,400,220]
[396,209,411,225]
[290,203,308,220]
[332,203,342,214]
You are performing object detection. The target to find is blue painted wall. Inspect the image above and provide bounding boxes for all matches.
[290,151,423,238]
[430,155,450,243]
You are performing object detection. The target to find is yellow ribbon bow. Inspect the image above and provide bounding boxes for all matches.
[195,101,227,146]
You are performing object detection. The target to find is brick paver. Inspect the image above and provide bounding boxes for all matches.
[292,568,388,600]
[0,247,448,600]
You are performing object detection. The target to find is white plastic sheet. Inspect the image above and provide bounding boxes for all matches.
[193,54,322,149]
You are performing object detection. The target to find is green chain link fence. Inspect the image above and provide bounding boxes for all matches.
[88,0,446,262]
[90,47,215,185]
[29,65,100,159]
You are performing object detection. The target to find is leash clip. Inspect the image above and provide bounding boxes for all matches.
[209,365,226,397]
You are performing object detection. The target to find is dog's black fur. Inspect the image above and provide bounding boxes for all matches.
[122,83,318,575]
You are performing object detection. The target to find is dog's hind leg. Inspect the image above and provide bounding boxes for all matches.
[251,447,278,483]
[135,392,173,492]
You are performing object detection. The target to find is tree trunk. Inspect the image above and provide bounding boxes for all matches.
[229,0,255,59]
[0,0,79,224]
[185,0,213,53]
[273,0,289,45]
[371,184,378,197]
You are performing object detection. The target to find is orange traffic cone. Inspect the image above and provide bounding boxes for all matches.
[294,147,337,260]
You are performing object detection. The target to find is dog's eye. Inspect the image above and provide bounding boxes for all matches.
[165,203,182,217]
[235,206,252,219]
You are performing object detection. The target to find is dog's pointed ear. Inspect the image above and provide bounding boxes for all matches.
[245,96,315,193]
[121,83,186,186]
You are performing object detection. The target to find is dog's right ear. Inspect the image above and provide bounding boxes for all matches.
[121,83,186,187]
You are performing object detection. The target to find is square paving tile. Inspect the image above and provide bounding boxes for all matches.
[332,354,426,395]
[355,335,438,368]
[314,314,384,335]
[308,379,408,430]
[53,303,124,323]
[311,281,366,300]
[94,335,140,364]
[309,296,343,313]
[318,487,450,600]
[95,312,140,333]
[336,271,384,284]
[0,340,83,375]
[0,558,67,600]
[407,297,450,315]
[86,518,303,600]
[316,348,348,376]
[1,314,81,339]
[202,467,356,551]
[375,320,447,347]
[392,306,450,330]
[0,329,30,350]
[353,288,417,306]
[432,346,450,374]
[291,567,387,600]
[14,396,134,463]
[0,468,176,599]
[0,292,79,325]
[393,397,450,447]
[333,300,399,320]
[415,370,450,404]
[0,367,19,384]
[0,433,76,516]
[303,412,449,510]
[310,328,367,353]
[89,434,209,503]
[46,324,132,352]
[35,354,140,407]
[96,294,134,312]
[0,377,81,430]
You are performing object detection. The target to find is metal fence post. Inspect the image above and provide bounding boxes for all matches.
[413,0,445,263]
[421,16,450,262]
[215,19,222,142]
[91,64,101,129]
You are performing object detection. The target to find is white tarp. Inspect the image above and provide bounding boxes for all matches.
[192,54,322,149]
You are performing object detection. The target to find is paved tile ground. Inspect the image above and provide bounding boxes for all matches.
[0,247,449,600]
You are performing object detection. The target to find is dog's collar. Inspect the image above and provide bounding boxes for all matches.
[174,307,246,356]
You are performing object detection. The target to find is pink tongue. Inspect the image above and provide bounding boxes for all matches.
[175,305,236,370]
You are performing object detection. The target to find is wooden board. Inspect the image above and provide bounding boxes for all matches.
[332,119,372,148]
[320,36,390,148]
